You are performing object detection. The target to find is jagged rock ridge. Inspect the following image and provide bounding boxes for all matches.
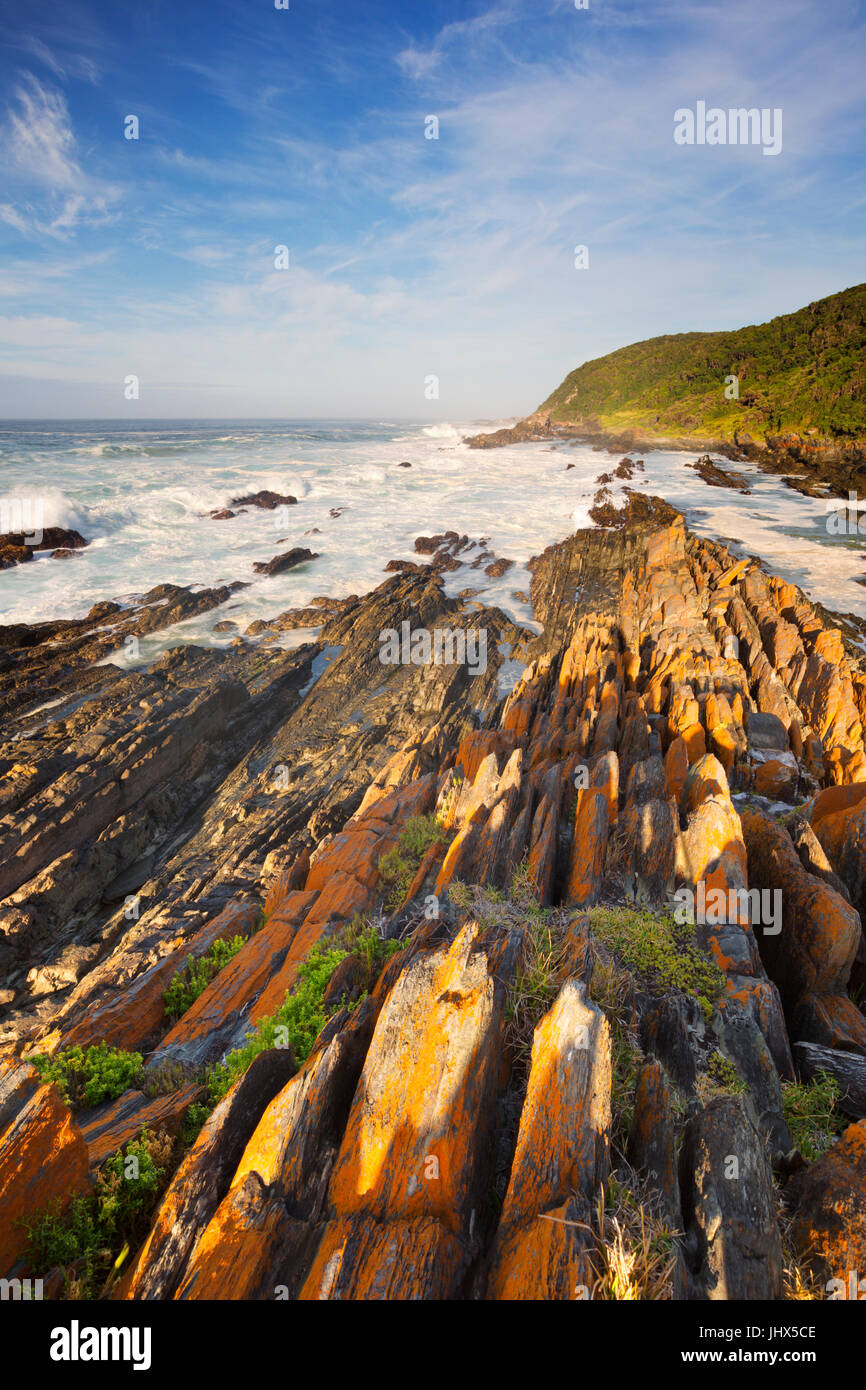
[1,499,865,1300]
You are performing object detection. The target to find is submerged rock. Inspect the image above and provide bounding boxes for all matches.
[0,527,89,571]
[230,491,297,509]
[252,547,319,577]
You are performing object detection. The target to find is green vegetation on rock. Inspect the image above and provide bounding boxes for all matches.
[377,812,444,910]
[179,1101,212,1147]
[163,934,248,1021]
[587,906,725,1022]
[538,283,866,443]
[781,1072,845,1162]
[702,1050,748,1098]
[29,1042,144,1110]
[206,917,404,1105]
[22,1127,172,1299]
[590,952,644,1146]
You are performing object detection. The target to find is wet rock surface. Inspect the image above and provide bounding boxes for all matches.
[687,455,751,494]
[252,547,319,577]
[0,527,89,571]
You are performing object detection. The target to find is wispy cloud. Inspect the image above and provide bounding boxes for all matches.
[396,3,521,81]
[0,72,118,238]
[0,0,864,416]
[3,73,82,187]
[15,35,100,85]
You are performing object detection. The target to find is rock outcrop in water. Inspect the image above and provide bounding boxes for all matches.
[1,495,865,1300]
[0,527,89,571]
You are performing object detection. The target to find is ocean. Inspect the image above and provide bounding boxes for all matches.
[1,417,865,664]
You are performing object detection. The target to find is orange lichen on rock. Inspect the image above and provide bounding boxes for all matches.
[789,1120,866,1288]
[627,1058,679,1218]
[123,1049,298,1300]
[487,979,609,1299]
[325,922,515,1234]
[174,1172,299,1300]
[153,900,315,1063]
[564,789,608,907]
[79,1082,202,1168]
[299,1213,470,1300]
[810,781,866,829]
[0,1062,91,1274]
[486,1199,595,1301]
[249,909,332,1024]
[498,980,610,1233]
[741,808,862,1039]
[48,900,262,1054]
[306,775,437,898]
[664,736,689,805]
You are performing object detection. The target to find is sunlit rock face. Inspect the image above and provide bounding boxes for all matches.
[2,495,865,1301]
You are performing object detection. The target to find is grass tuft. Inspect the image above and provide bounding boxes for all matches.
[696,1051,748,1103]
[587,905,725,1022]
[591,1168,679,1300]
[589,951,643,1151]
[781,1072,844,1162]
[377,813,445,910]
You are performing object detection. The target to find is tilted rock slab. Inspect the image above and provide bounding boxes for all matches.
[486,979,610,1299]
[0,1061,90,1275]
[677,1096,782,1300]
[124,1048,298,1299]
[300,920,520,1299]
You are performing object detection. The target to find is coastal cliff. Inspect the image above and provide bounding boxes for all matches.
[467,284,866,498]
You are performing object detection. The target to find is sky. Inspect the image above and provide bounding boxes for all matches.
[0,0,864,419]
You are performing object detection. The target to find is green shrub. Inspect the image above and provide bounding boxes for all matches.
[207,921,405,1106]
[703,1051,748,1097]
[24,1193,104,1285]
[334,914,404,977]
[179,1101,212,1147]
[98,1133,165,1232]
[163,934,247,1021]
[29,1042,144,1109]
[143,1059,194,1098]
[782,1072,844,1161]
[207,942,349,1104]
[22,1127,171,1298]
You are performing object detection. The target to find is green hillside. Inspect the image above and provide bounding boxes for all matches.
[539,283,866,441]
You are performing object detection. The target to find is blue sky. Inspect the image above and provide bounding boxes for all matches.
[0,0,864,419]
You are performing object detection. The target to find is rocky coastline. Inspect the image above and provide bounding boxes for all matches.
[1,495,866,1301]
[465,414,866,501]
